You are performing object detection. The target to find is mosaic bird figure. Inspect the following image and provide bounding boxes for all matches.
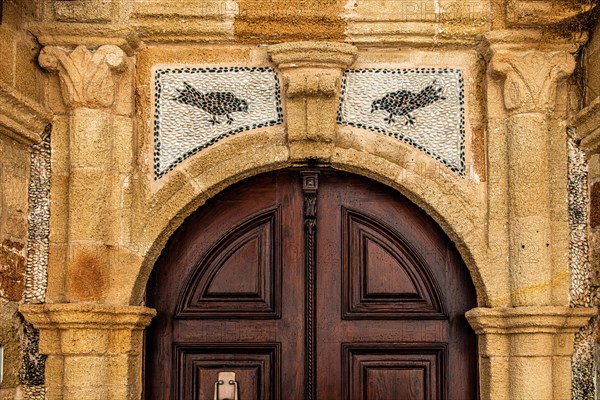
[371,80,446,125]
[172,82,248,125]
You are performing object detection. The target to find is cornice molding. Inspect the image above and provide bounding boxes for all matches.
[571,96,600,155]
[505,0,595,28]
[19,303,156,330]
[26,26,588,51]
[0,83,52,146]
[27,23,142,57]
[484,29,587,53]
[268,41,357,70]
[466,306,596,335]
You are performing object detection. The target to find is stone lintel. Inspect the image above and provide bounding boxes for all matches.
[466,306,596,335]
[27,23,141,57]
[571,95,600,156]
[0,82,52,145]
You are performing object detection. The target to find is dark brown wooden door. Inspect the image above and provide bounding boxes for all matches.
[145,169,477,400]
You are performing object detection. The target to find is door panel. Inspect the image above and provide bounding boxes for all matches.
[343,343,445,400]
[176,344,279,400]
[144,169,477,399]
[342,209,445,318]
[177,208,281,318]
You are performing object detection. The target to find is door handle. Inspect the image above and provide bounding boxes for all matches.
[213,371,238,400]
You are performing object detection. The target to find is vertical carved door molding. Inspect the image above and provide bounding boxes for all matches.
[301,171,319,400]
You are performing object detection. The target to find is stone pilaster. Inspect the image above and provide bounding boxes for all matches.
[467,307,595,400]
[491,49,575,306]
[19,304,155,400]
[478,47,597,400]
[268,42,357,161]
[38,45,133,303]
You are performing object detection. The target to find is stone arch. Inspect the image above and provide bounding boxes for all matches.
[128,126,495,308]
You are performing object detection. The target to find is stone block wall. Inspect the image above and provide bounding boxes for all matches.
[0,0,43,103]
[585,20,600,106]
[0,134,30,399]
[0,1,49,399]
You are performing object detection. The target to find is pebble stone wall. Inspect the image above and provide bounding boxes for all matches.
[568,131,597,399]
[21,127,50,399]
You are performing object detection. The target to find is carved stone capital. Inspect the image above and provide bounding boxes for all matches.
[491,50,575,114]
[39,45,127,110]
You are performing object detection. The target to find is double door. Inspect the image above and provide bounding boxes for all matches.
[145,169,477,399]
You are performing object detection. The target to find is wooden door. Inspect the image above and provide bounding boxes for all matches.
[144,169,477,399]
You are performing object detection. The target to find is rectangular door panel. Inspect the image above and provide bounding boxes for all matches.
[342,343,447,400]
[175,344,280,400]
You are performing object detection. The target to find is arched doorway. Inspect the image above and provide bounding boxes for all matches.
[144,168,478,399]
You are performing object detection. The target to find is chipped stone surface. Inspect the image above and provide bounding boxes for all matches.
[337,68,465,175]
[153,66,283,178]
[0,239,26,301]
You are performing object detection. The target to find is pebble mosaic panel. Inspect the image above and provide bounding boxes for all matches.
[337,68,465,175]
[22,126,50,399]
[567,132,596,399]
[153,66,283,178]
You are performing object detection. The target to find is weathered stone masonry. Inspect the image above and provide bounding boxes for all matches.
[1,1,600,399]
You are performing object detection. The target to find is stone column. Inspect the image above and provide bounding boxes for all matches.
[19,45,149,399]
[37,45,128,303]
[267,42,357,161]
[491,50,574,306]
[19,304,155,400]
[467,307,595,400]
[469,47,597,399]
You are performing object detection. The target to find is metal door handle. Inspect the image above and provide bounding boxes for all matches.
[213,372,238,400]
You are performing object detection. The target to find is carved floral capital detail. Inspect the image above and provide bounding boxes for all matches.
[491,50,575,114]
[39,45,127,109]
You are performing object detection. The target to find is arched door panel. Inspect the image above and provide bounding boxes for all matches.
[145,169,477,399]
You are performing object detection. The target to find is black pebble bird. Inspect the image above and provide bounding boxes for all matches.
[371,80,446,125]
[172,82,248,125]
